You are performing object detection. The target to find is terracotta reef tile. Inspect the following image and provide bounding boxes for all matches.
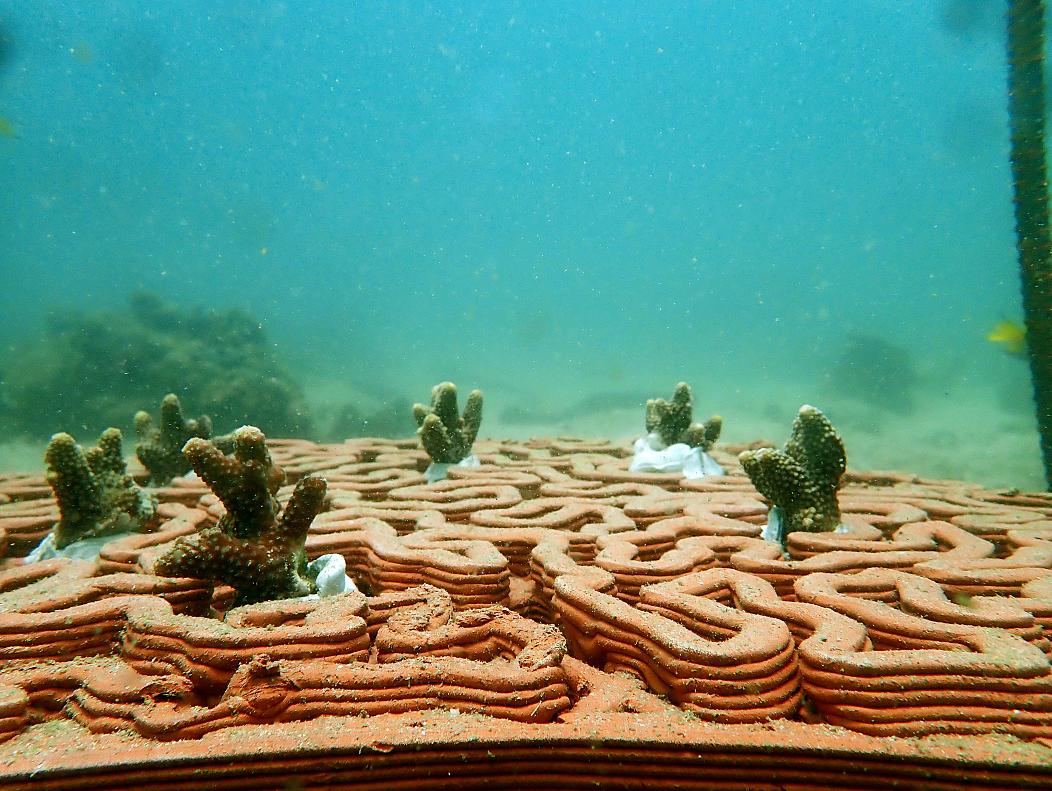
[4,436,1052,784]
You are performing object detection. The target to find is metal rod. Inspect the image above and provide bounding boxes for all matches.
[1006,0,1052,488]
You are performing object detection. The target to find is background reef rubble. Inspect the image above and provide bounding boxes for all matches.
[0,292,311,441]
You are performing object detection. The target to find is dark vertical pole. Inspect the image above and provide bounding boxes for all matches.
[1006,0,1052,489]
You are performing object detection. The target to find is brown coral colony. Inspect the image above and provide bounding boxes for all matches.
[152,425,327,606]
[45,427,158,549]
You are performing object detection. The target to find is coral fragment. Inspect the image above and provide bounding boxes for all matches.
[134,393,215,484]
[154,426,326,605]
[739,404,846,537]
[645,382,722,450]
[413,382,484,464]
[45,428,158,549]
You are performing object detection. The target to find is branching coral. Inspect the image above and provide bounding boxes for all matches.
[739,404,846,539]
[645,382,722,450]
[45,428,158,549]
[412,382,483,464]
[134,393,216,485]
[153,425,327,606]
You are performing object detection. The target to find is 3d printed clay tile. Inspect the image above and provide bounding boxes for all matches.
[0,473,50,501]
[398,535,511,601]
[57,584,572,741]
[731,521,995,599]
[654,510,763,540]
[554,567,801,722]
[951,510,1052,544]
[490,460,580,480]
[344,435,419,451]
[379,480,525,519]
[785,520,989,559]
[667,565,870,652]
[322,466,426,499]
[448,464,546,481]
[441,467,547,500]
[70,652,566,741]
[528,536,616,619]
[620,492,768,526]
[555,654,681,719]
[0,560,212,663]
[412,522,557,582]
[302,516,511,607]
[613,493,692,525]
[890,495,977,519]
[469,498,636,563]
[471,439,529,457]
[375,596,563,667]
[678,479,772,499]
[374,447,431,469]
[357,583,455,637]
[64,661,206,737]
[145,475,211,506]
[536,478,668,504]
[802,568,1048,652]
[1,657,124,724]
[547,438,629,457]
[0,498,58,555]
[1005,576,1052,636]
[978,490,1052,513]
[678,459,760,481]
[264,439,359,478]
[571,459,688,489]
[312,503,445,536]
[794,569,1052,737]
[328,457,419,476]
[837,496,929,528]
[120,591,372,694]
[948,495,1051,523]
[506,447,577,471]
[593,522,718,605]
[683,494,770,523]
[7,437,1052,783]
[0,685,27,743]
[910,530,1052,597]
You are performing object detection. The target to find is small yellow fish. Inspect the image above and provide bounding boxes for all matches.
[0,116,17,139]
[987,320,1027,355]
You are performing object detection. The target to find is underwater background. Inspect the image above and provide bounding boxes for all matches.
[0,0,1043,490]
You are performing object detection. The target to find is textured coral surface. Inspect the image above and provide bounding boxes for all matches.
[2,436,1052,787]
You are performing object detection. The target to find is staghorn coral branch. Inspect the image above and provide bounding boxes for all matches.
[183,425,283,540]
[134,393,214,485]
[413,382,484,464]
[644,382,722,451]
[154,426,326,606]
[45,429,157,549]
[275,475,327,545]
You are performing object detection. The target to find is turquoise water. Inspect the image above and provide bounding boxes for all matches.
[0,1,1043,489]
